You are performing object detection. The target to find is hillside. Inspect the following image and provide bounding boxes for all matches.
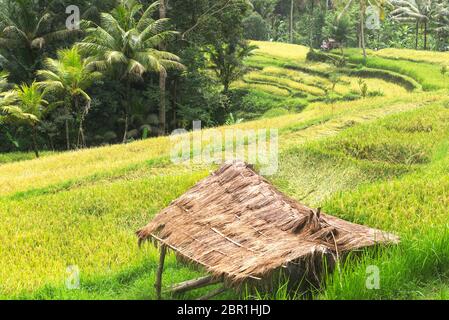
[1,42,449,300]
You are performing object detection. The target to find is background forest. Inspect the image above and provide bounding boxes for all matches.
[1,0,448,154]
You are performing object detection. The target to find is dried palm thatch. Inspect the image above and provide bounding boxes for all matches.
[137,161,399,287]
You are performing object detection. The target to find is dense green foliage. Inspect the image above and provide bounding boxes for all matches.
[0,0,253,153]
[2,0,448,155]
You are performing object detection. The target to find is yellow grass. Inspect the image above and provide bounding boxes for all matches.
[373,48,449,66]
[244,72,326,96]
[232,80,291,96]
[0,91,441,198]
[251,40,309,61]
[334,76,408,96]
[262,66,330,86]
[1,41,448,298]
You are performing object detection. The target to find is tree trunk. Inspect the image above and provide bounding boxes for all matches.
[75,97,82,149]
[415,20,419,49]
[122,80,130,143]
[360,0,367,63]
[290,0,294,43]
[158,0,167,136]
[309,1,314,47]
[78,114,86,149]
[122,113,129,143]
[48,134,54,151]
[223,81,230,95]
[79,118,85,148]
[159,71,167,136]
[423,21,428,50]
[172,79,178,128]
[65,105,70,150]
[32,126,39,158]
[77,97,89,149]
[336,0,354,23]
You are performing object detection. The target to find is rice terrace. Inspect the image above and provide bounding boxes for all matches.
[1,0,449,302]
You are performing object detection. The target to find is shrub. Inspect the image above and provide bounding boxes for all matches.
[243,13,270,41]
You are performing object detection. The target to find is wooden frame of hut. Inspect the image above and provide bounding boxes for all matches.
[137,161,399,299]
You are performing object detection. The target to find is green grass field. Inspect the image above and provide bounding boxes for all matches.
[1,42,449,300]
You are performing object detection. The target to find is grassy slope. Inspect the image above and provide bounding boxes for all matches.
[0,151,55,164]
[232,42,410,120]
[1,42,449,300]
[343,48,449,91]
[374,48,449,65]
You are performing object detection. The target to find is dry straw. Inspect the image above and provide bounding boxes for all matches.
[137,161,399,284]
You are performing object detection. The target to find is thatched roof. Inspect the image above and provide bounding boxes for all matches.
[137,161,399,282]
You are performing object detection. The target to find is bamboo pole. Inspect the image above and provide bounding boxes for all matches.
[170,275,223,295]
[197,286,227,301]
[155,244,167,299]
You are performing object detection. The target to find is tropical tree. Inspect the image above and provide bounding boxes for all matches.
[158,0,167,136]
[0,71,9,91]
[0,0,79,82]
[77,0,184,141]
[390,0,437,50]
[434,1,449,48]
[205,41,257,94]
[336,0,391,61]
[326,16,353,67]
[0,82,47,157]
[37,47,102,149]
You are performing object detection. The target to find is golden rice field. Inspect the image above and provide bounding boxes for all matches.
[373,48,449,66]
[1,41,449,300]
[251,40,309,61]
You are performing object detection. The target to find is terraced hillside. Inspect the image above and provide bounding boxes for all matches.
[1,42,449,300]
[231,41,415,120]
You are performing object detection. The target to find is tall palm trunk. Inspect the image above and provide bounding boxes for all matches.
[172,78,178,127]
[159,71,167,136]
[337,0,354,23]
[415,20,419,49]
[423,21,428,50]
[32,125,39,158]
[65,104,70,150]
[158,0,167,136]
[75,96,80,148]
[290,0,294,43]
[360,0,367,63]
[76,96,87,149]
[78,112,86,148]
[309,1,314,47]
[122,80,130,143]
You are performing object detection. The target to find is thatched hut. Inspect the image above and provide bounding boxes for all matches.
[137,161,398,299]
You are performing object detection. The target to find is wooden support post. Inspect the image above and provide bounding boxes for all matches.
[155,244,167,300]
[197,286,227,300]
[169,275,223,295]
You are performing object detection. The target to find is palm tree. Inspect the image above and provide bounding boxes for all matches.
[159,0,167,136]
[77,0,184,142]
[290,0,295,43]
[390,0,437,50]
[206,41,257,94]
[37,47,102,149]
[336,0,391,61]
[0,82,47,157]
[435,1,449,41]
[0,0,79,82]
[0,71,9,91]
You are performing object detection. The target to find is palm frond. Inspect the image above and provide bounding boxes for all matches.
[137,0,160,30]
